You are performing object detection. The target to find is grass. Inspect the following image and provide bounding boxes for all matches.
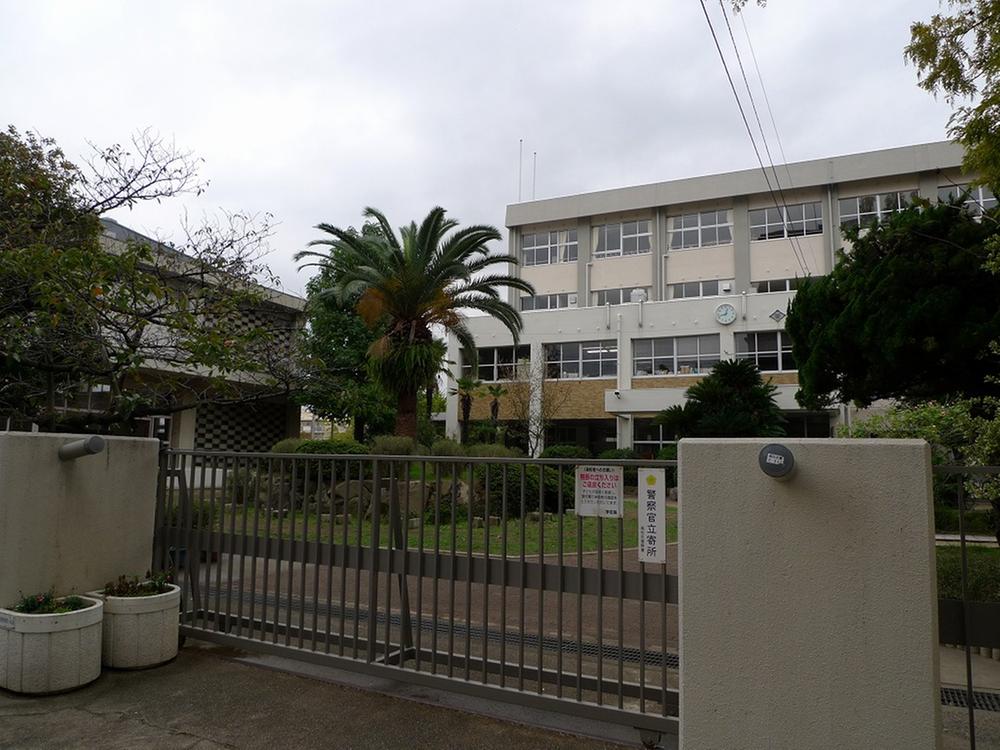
[166,495,677,557]
[937,545,1000,602]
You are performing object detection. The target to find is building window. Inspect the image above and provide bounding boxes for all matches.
[735,331,795,372]
[544,340,618,379]
[668,210,732,249]
[669,279,733,299]
[522,229,578,266]
[593,286,649,306]
[632,335,720,376]
[461,345,530,381]
[594,220,652,259]
[749,202,823,240]
[633,418,674,451]
[521,293,573,311]
[839,190,917,230]
[938,184,998,216]
[754,278,804,293]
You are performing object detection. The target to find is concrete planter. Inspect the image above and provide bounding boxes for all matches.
[0,596,103,694]
[88,584,180,669]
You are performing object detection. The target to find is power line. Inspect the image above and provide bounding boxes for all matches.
[698,0,810,277]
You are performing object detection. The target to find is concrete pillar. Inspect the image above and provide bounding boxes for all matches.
[918,170,940,202]
[577,218,592,306]
[825,183,840,273]
[732,196,751,294]
[678,438,940,750]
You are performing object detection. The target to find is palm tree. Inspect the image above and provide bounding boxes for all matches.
[450,375,482,444]
[486,384,507,434]
[297,207,533,438]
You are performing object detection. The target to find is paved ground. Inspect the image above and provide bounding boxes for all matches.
[0,646,625,750]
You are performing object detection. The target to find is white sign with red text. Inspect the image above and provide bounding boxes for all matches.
[575,465,623,518]
[637,468,666,563]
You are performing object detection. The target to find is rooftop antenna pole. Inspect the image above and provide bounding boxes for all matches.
[517,138,523,202]
[532,151,537,200]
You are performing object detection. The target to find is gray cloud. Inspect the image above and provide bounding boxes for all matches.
[0,0,954,295]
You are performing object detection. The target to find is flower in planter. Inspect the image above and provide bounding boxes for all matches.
[102,570,175,598]
[12,590,89,614]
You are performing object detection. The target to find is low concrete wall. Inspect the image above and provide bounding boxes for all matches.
[678,438,940,750]
[0,432,159,607]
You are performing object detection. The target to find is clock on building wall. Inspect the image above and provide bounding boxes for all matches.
[715,302,737,325]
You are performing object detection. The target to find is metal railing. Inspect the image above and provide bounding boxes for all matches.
[154,449,679,739]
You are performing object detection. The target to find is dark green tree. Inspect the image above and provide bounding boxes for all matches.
[656,358,786,438]
[786,203,1000,409]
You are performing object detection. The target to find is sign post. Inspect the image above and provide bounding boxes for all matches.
[638,468,666,563]
[574,465,624,518]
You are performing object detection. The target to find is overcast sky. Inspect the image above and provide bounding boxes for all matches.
[1,0,955,296]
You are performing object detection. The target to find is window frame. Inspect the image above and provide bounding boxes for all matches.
[593,220,653,259]
[838,190,917,231]
[521,229,578,267]
[461,345,531,381]
[937,183,998,216]
[668,209,733,250]
[521,293,572,311]
[749,202,823,241]
[669,278,733,299]
[753,278,804,294]
[631,334,721,377]
[734,330,796,372]
[592,286,650,306]
[544,340,618,379]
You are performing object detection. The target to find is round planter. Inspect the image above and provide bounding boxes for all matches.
[0,596,103,694]
[88,584,180,669]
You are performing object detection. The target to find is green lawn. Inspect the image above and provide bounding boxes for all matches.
[166,496,677,557]
[937,545,1000,602]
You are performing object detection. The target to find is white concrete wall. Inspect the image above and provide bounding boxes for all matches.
[0,432,160,606]
[678,438,941,750]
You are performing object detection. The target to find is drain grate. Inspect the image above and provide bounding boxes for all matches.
[941,686,1000,712]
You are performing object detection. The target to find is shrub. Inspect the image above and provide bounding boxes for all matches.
[934,505,994,535]
[271,437,304,454]
[465,443,524,458]
[103,571,174,597]
[540,444,591,459]
[370,435,427,456]
[431,438,467,457]
[295,437,368,456]
[223,467,260,505]
[165,498,216,528]
[656,444,678,486]
[937,546,1000,602]
[471,462,574,518]
[11,591,89,614]
[598,448,639,485]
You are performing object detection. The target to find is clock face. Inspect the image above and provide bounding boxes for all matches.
[715,303,737,325]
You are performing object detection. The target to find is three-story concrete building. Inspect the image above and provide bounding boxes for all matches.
[445,141,984,456]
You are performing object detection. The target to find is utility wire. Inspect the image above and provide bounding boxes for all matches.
[698,0,810,277]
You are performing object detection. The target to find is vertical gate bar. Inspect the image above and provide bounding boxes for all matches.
[154,447,167,571]
[518,463,526,692]
[639,559,646,714]
[402,459,412,666]
[537,463,545,694]
[556,465,564,699]
[185,453,200,627]
[617,510,624,709]
[224,456,240,634]
[448,460,458,678]
[215,456,228,631]
[575,501,583,702]
[260,458,275,643]
[285,458,298,647]
[597,514,604,706]
[661,559,667,717]
[325,458,336,653]
[500,463,509,688]
[312,458,324,651]
[235,456,251,637]
[299,456,310,648]
[367,458,382,663]
[464,460,473,681]
[481,464,491,684]
[958,477,977,750]
[352,459,363,659]
[176,453,189,620]
[247,457,262,640]
[338,459,350,655]
[384,461,395,662]
[431,461,442,675]
[415,459,426,672]
[273,458,286,645]
[199,455,211,630]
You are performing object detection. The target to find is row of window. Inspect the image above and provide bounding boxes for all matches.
[462,332,795,382]
[522,186,998,264]
[520,277,799,309]
[593,286,649,306]
[521,293,573,311]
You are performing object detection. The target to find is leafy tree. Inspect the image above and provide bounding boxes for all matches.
[450,375,481,444]
[786,203,1000,409]
[297,207,532,438]
[655,358,786,439]
[486,383,507,429]
[0,126,292,432]
[906,1,1000,192]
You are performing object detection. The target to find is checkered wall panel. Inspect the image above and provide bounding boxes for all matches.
[194,400,289,453]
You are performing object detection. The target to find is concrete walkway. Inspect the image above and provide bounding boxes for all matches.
[0,646,624,749]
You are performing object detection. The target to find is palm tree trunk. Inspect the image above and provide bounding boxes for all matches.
[395,389,418,438]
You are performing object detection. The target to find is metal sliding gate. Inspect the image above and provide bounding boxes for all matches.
[154,449,680,740]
